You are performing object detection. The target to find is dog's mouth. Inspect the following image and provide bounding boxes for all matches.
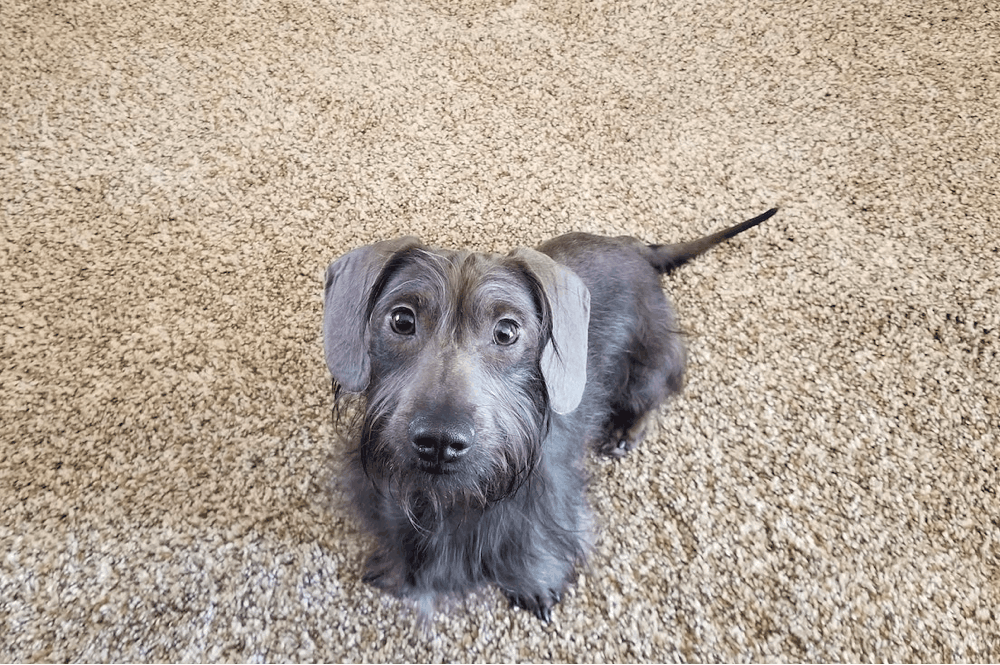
[416,459,458,475]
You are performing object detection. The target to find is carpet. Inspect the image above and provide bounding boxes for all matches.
[2,0,997,660]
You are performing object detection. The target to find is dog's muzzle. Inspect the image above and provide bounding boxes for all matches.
[408,407,475,473]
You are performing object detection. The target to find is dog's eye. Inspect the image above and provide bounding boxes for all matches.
[493,319,520,346]
[390,307,416,336]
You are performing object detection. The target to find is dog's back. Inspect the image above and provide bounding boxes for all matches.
[538,206,777,456]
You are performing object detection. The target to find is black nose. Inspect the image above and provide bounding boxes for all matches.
[408,408,475,466]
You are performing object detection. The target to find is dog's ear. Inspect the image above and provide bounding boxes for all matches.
[511,248,591,415]
[323,236,421,392]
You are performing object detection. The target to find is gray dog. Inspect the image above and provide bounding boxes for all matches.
[323,208,776,622]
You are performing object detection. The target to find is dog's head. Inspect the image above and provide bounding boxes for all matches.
[323,237,590,511]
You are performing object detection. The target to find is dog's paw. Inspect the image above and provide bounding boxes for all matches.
[598,432,636,458]
[361,551,407,595]
[599,413,653,458]
[506,587,563,623]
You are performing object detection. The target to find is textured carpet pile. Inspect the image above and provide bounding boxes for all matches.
[2,0,998,661]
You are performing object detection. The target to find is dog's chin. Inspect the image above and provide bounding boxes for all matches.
[399,454,511,506]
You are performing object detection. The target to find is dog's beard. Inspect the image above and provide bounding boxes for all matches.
[350,373,549,534]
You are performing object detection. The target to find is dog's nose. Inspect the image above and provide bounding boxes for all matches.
[408,409,475,466]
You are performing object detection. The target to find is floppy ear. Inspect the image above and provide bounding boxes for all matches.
[511,248,591,414]
[323,236,421,392]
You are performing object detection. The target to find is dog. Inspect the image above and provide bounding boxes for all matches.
[323,207,777,622]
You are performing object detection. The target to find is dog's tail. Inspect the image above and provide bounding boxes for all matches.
[647,207,777,274]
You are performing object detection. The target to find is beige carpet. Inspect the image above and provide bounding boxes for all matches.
[2,0,998,661]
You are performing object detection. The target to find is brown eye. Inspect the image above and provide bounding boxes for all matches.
[493,319,520,346]
[390,307,416,335]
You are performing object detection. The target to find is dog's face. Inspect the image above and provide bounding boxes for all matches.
[323,239,591,517]
[365,249,547,495]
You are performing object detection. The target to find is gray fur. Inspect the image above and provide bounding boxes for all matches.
[323,207,776,622]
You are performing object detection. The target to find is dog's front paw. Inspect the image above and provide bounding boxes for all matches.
[505,586,563,623]
[361,550,408,595]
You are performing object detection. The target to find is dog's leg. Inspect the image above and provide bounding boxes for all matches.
[495,428,592,623]
[491,508,580,623]
[600,294,685,458]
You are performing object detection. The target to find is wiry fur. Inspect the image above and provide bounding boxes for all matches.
[323,208,776,622]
